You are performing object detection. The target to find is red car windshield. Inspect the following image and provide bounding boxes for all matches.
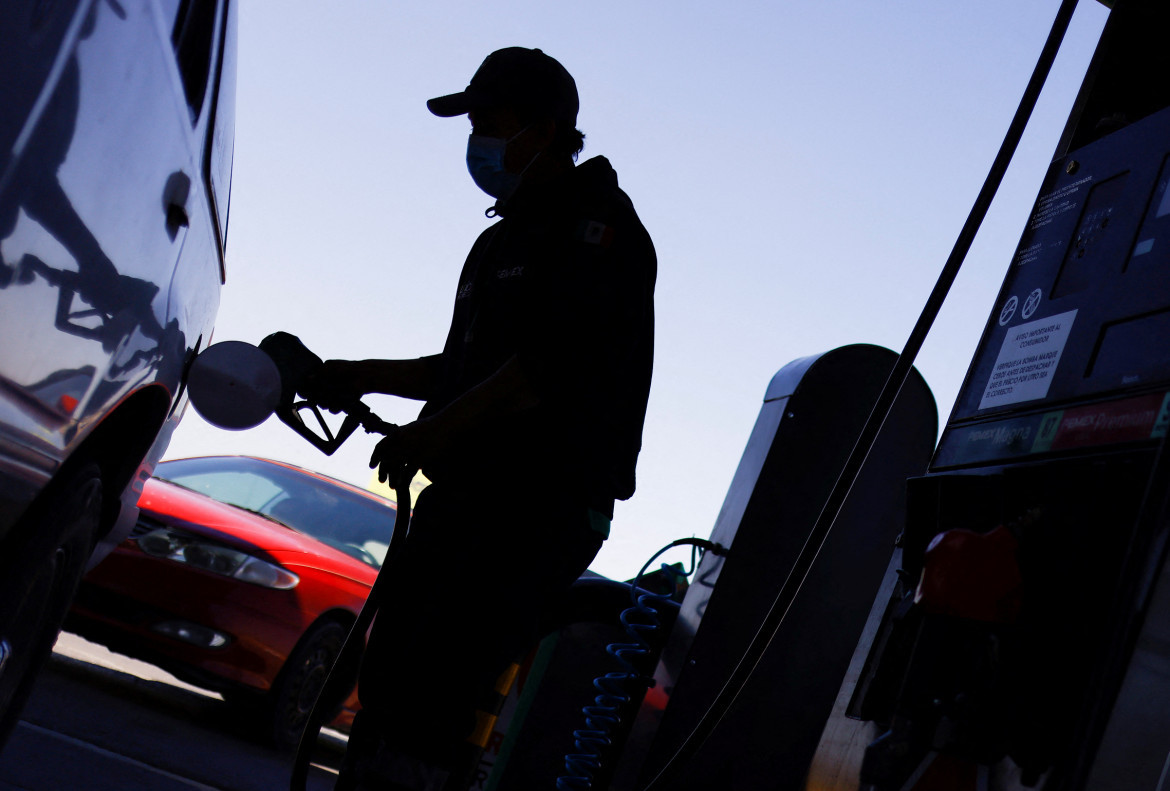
[155,457,396,568]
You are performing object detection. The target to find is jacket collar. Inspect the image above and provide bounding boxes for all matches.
[491,156,617,218]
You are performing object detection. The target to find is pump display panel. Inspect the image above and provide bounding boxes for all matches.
[937,105,1170,469]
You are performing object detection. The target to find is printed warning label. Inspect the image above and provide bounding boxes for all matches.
[979,310,1077,410]
[1029,176,1091,231]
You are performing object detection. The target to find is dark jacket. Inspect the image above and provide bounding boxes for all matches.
[421,156,656,517]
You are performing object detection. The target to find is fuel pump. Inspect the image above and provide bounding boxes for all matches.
[805,1,1170,788]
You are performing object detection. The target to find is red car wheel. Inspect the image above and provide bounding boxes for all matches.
[268,619,350,750]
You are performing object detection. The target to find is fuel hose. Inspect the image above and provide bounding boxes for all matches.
[290,469,413,791]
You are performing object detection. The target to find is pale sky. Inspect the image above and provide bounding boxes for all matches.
[166,1,1111,580]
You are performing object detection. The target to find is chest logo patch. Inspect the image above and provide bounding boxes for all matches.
[496,266,525,280]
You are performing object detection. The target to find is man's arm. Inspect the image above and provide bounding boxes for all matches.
[308,355,442,405]
[369,355,539,481]
[422,354,538,437]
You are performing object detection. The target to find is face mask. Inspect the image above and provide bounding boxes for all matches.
[465,126,535,200]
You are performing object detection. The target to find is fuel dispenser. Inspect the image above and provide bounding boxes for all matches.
[618,345,936,791]
[804,1,1170,788]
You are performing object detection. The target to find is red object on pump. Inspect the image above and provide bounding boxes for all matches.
[915,526,1023,623]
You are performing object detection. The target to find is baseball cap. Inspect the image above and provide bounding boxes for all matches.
[427,47,579,126]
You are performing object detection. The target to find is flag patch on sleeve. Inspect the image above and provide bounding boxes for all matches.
[579,220,615,247]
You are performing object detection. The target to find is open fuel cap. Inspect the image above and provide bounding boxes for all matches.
[187,340,281,430]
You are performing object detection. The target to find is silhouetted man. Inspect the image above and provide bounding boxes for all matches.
[320,47,656,791]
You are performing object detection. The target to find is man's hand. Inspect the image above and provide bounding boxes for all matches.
[369,415,456,484]
[302,360,366,413]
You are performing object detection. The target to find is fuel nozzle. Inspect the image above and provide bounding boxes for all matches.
[188,332,393,455]
[258,331,370,455]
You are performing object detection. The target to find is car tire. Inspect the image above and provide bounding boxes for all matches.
[0,462,101,749]
[267,619,350,750]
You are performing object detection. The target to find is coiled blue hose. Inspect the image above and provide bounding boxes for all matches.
[556,539,724,791]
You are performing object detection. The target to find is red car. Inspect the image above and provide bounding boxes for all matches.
[66,456,395,748]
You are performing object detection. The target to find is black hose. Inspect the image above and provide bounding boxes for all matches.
[638,1,1082,788]
[289,471,413,791]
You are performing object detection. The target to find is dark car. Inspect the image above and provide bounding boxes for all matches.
[0,0,236,746]
[67,456,394,748]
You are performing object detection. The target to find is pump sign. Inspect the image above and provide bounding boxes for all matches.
[979,310,1077,410]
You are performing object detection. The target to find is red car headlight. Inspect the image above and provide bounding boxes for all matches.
[136,528,300,590]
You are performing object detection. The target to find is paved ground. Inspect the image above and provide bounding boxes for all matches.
[0,632,346,791]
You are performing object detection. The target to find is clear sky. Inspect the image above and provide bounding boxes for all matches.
[165,0,1112,581]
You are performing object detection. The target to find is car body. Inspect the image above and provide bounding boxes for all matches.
[67,456,395,747]
[0,0,236,746]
